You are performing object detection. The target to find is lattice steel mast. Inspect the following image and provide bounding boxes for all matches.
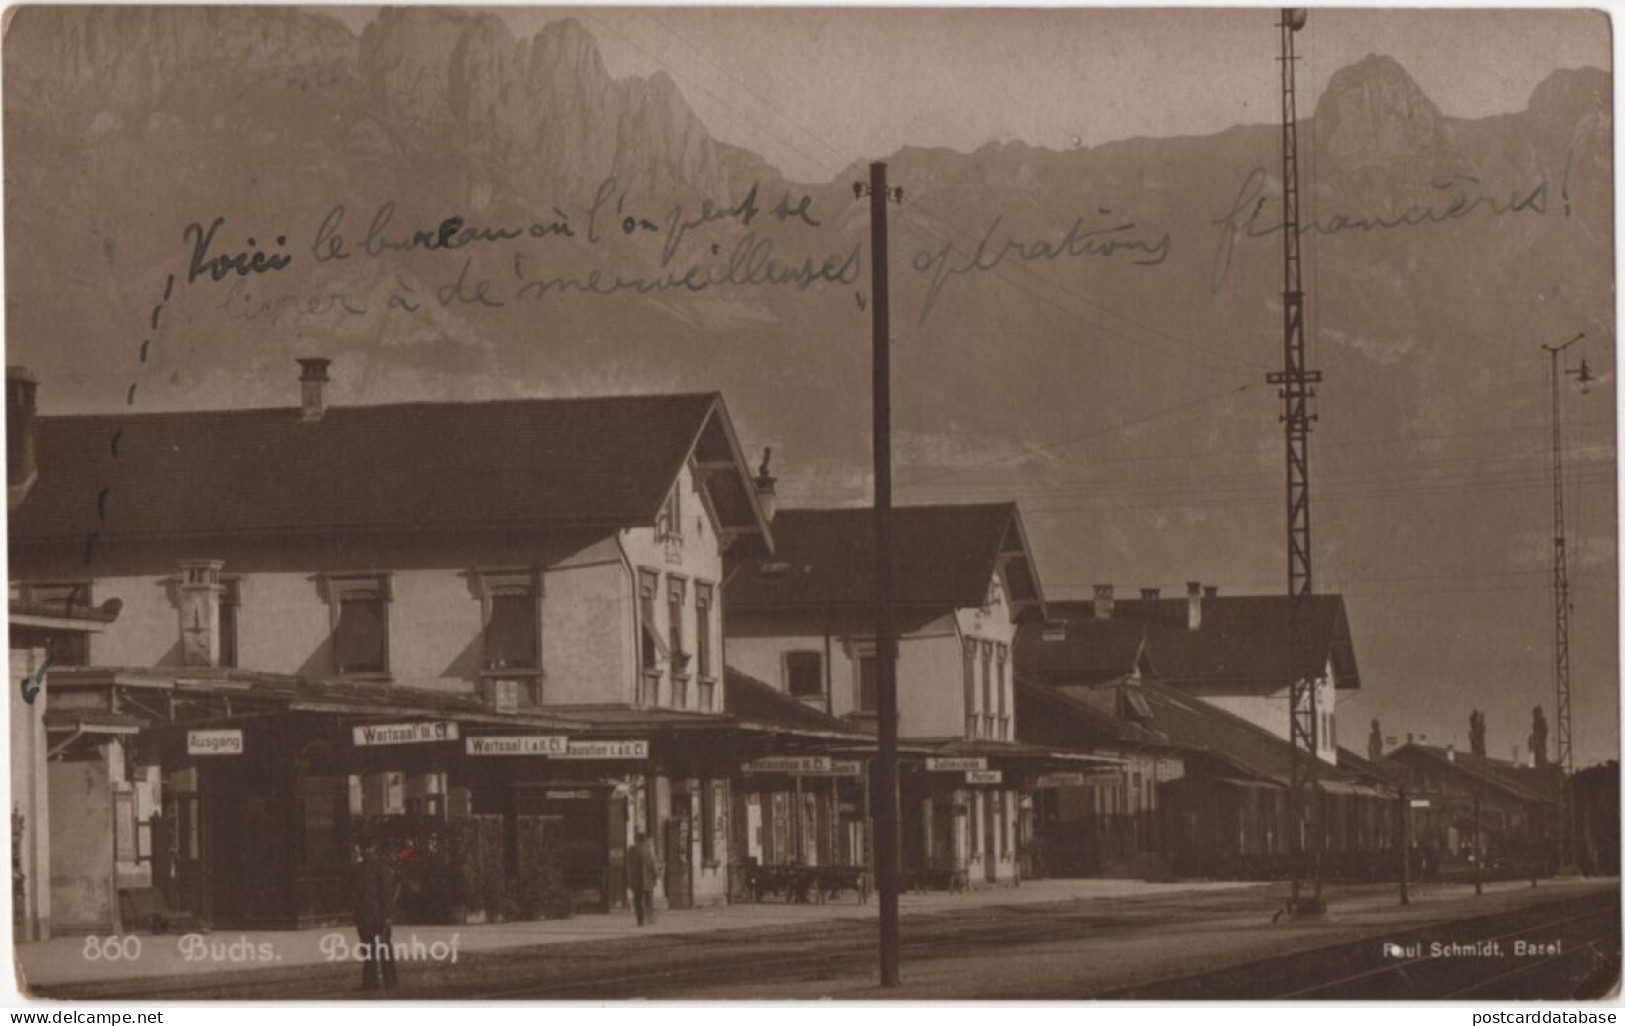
[1265,8,1325,910]
[1541,331,1587,870]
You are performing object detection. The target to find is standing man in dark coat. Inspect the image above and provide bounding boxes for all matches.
[353,839,400,992]
[627,831,661,926]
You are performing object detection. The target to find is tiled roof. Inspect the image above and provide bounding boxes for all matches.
[11,392,769,545]
[1036,594,1360,691]
[727,503,1044,616]
[723,666,868,738]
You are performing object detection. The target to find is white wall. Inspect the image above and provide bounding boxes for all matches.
[1199,666,1338,765]
[50,463,731,712]
[619,462,727,712]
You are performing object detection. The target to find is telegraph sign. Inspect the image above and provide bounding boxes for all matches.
[965,770,1003,785]
[188,729,243,756]
[352,721,459,747]
[465,736,569,757]
[927,757,987,772]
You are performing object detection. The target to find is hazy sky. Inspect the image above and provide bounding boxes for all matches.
[326,5,1611,183]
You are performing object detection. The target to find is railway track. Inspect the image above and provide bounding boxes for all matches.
[1099,893,1619,1001]
[35,883,1619,1001]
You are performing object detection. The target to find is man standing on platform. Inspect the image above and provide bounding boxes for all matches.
[627,831,662,926]
[353,838,400,993]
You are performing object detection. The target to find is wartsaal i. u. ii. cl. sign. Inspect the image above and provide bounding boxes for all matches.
[352,721,460,747]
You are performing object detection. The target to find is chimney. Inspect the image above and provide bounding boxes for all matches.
[7,366,39,511]
[1140,587,1160,600]
[1512,745,1522,767]
[1186,581,1202,630]
[1093,584,1114,620]
[1407,732,1415,745]
[298,358,331,422]
[1445,744,1455,762]
[178,560,225,667]
[1204,585,1218,598]
[752,447,777,521]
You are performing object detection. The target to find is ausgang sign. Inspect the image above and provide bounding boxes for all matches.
[926,757,987,772]
[187,729,243,756]
[352,721,459,747]
[554,739,649,760]
[465,736,569,757]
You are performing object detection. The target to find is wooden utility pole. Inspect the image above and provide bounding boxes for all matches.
[1398,785,1410,906]
[856,161,903,987]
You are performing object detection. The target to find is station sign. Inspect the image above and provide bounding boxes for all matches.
[187,729,243,756]
[1040,773,1118,790]
[466,735,569,757]
[352,721,460,747]
[1409,798,1432,809]
[745,757,864,777]
[747,755,832,774]
[965,770,1004,785]
[926,757,987,772]
[1033,773,1085,790]
[554,739,649,760]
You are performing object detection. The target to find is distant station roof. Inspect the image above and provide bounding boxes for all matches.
[727,503,1044,620]
[1022,593,1360,692]
[11,392,771,551]
[1380,744,1559,805]
[1019,675,1368,788]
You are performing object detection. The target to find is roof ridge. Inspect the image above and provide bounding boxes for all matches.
[37,390,724,422]
[776,500,1018,515]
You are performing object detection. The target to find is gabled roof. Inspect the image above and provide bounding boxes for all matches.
[1014,675,1171,751]
[723,666,868,739]
[11,392,772,550]
[1015,614,1147,686]
[727,502,1045,619]
[1381,744,1559,805]
[1034,594,1360,692]
[1025,674,1362,786]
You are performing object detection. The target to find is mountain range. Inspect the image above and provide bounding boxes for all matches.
[2,6,1616,763]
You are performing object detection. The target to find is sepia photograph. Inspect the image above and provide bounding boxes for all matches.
[0,3,1618,1002]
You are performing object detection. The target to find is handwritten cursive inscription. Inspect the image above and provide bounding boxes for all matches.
[1209,164,1556,290]
[185,218,292,284]
[912,213,1172,324]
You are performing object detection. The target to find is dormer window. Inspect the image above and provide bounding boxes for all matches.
[325,574,391,677]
